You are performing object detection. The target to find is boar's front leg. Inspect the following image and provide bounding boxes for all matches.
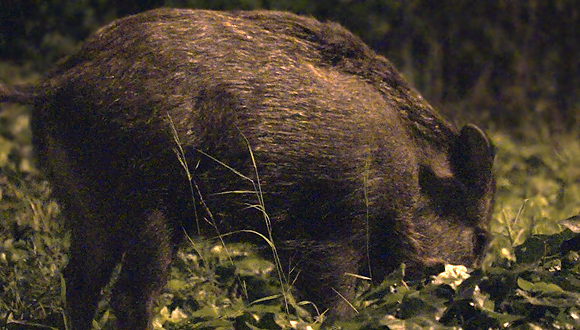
[110,210,175,330]
[279,240,363,319]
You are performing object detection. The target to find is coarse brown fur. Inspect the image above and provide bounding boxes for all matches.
[0,8,495,330]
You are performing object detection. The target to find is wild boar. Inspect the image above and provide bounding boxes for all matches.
[0,8,495,330]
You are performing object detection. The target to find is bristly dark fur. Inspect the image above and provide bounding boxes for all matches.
[0,8,495,330]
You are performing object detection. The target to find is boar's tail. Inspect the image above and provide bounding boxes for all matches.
[0,83,38,105]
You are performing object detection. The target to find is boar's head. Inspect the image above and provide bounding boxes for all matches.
[415,124,495,270]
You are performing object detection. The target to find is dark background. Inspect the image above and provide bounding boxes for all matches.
[1,0,578,133]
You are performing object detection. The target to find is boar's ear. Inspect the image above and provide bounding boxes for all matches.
[451,124,494,198]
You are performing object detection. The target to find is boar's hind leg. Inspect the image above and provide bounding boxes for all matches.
[110,210,174,330]
[64,218,126,330]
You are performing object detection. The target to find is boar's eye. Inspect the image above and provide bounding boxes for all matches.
[473,228,489,257]
[418,165,468,214]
